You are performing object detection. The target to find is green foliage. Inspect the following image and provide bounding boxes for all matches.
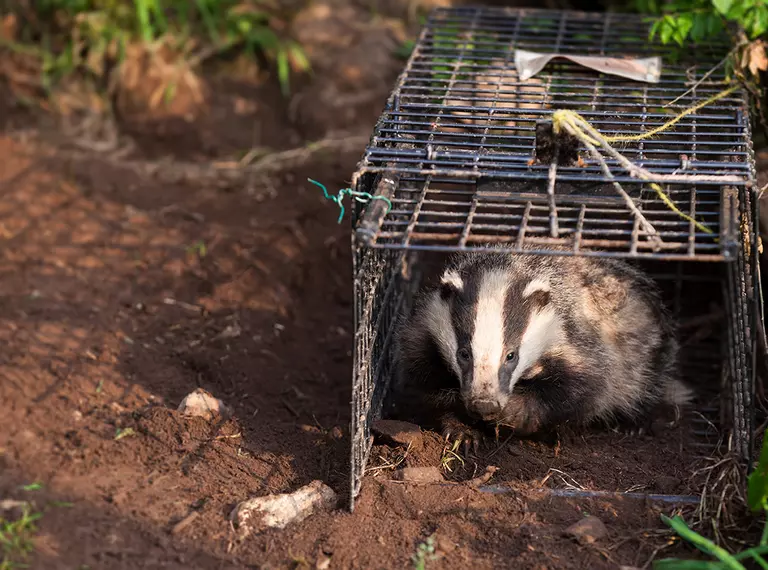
[653,430,768,569]
[635,0,768,46]
[1,1,310,96]
[750,429,768,513]
[395,39,415,60]
[411,534,437,570]
[0,506,42,570]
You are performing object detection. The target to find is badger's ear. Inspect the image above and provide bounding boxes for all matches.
[439,269,463,300]
[522,279,551,309]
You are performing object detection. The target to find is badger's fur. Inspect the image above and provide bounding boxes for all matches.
[394,248,693,449]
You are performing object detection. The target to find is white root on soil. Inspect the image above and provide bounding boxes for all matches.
[231,480,338,537]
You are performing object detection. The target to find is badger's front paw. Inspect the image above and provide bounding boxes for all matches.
[440,413,484,458]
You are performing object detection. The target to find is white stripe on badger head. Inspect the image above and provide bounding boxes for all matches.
[440,269,464,292]
[510,305,565,386]
[523,279,550,298]
[471,269,510,395]
[424,291,462,380]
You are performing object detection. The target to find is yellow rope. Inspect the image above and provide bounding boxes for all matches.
[552,83,739,147]
[550,88,739,237]
[602,84,739,143]
[546,83,742,237]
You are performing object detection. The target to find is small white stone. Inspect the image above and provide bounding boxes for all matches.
[564,516,608,544]
[316,553,332,570]
[177,388,232,421]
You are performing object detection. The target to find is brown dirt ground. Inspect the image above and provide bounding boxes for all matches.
[0,29,764,570]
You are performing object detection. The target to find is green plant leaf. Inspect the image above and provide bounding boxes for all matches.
[195,0,221,45]
[734,546,768,561]
[749,5,768,37]
[288,43,311,73]
[661,515,746,570]
[659,16,675,44]
[712,0,735,15]
[673,12,695,45]
[690,12,708,42]
[751,552,768,570]
[748,430,768,513]
[725,0,748,20]
[247,27,280,50]
[649,18,662,41]
[276,48,290,96]
[706,11,723,35]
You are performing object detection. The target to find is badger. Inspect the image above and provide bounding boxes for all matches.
[394,247,693,454]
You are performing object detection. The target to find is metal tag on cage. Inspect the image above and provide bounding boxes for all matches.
[514,49,662,83]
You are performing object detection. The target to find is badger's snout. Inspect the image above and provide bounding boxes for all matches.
[467,398,502,419]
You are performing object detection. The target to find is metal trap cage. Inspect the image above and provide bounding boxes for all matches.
[348,6,762,510]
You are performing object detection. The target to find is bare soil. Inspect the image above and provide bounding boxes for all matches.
[0,17,762,570]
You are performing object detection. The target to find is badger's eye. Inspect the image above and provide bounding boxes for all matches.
[506,351,516,362]
[457,348,471,362]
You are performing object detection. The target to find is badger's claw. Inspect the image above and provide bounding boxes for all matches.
[440,414,483,457]
[615,414,654,437]
[619,425,646,437]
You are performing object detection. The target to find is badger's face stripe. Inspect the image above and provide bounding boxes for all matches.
[424,291,462,379]
[470,268,510,396]
[510,305,564,386]
[432,256,564,404]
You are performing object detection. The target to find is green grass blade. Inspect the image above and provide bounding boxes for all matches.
[195,0,221,45]
[762,515,768,547]
[134,0,154,43]
[751,553,768,570]
[149,0,167,36]
[661,515,745,570]
[276,48,290,96]
[653,559,724,570]
[288,42,311,73]
[734,545,768,561]
[748,429,768,513]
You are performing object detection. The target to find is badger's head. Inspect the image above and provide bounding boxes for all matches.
[428,256,565,422]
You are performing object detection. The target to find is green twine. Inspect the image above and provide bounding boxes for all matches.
[308,178,392,224]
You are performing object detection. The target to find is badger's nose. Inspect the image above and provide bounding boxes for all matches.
[468,399,501,419]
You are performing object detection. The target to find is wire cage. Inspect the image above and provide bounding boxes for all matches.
[348,6,762,510]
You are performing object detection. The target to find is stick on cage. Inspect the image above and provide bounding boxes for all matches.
[348,6,762,511]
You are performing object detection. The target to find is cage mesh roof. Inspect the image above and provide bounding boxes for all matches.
[351,7,755,260]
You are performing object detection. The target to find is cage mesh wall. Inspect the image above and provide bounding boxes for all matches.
[348,6,760,510]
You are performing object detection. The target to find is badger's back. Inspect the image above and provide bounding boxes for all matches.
[540,254,687,420]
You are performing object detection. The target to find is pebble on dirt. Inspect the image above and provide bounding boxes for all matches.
[315,553,332,570]
[0,499,30,514]
[564,515,608,545]
[230,480,337,537]
[177,388,232,422]
[393,466,443,484]
[372,419,423,451]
